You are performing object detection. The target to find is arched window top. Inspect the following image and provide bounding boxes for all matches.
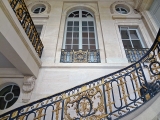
[68,10,93,18]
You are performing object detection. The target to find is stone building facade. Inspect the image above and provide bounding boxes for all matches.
[0,0,160,119]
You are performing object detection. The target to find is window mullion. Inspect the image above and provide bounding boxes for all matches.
[128,29,134,48]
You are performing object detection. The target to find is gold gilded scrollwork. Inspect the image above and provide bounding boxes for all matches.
[52,101,62,120]
[0,116,9,120]
[73,50,87,63]
[105,82,114,113]
[34,108,45,120]
[131,72,141,97]
[118,77,128,105]
[64,86,105,119]
[11,111,18,118]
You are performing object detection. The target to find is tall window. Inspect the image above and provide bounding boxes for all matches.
[119,26,144,49]
[119,26,148,63]
[63,10,98,50]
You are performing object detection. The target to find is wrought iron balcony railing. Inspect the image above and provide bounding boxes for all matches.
[125,48,149,63]
[1,30,160,119]
[8,0,44,58]
[60,49,101,63]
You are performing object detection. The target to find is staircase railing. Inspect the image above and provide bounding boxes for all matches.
[1,32,160,119]
[8,0,44,58]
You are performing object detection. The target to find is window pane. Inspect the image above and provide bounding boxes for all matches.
[66,32,72,38]
[73,38,79,44]
[65,45,72,49]
[73,32,79,38]
[68,22,73,26]
[89,39,95,44]
[82,22,87,26]
[66,39,72,44]
[89,33,95,38]
[90,45,96,49]
[122,40,132,48]
[82,33,88,38]
[121,8,127,14]
[83,39,88,44]
[82,27,88,31]
[121,30,129,39]
[12,86,20,96]
[83,45,89,50]
[88,21,93,26]
[89,27,94,31]
[7,98,18,109]
[0,86,12,96]
[129,30,139,39]
[74,27,79,31]
[41,8,45,12]
[67,27,72,31]
[132,40,142,48]
[0,97,6,110]
[73,45,78,49]
[74,21,79,26]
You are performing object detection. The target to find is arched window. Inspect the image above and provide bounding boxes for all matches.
[63,10,98,50]
[61,9,100,63]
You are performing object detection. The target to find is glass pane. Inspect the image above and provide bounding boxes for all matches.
[69,13,74,17]
[88,21,93,26]
[66,39,72,44]
[74,27,79,31]
[82,33,88,38]
[12,85,20,96]
[67,27,72,31]
[122,40,132,48]
[132,40,143,48]
[89,33,95,38]
[7,98,18,109]
[90,45,96,49]
[82,22,87,26]
[66,32,72,38]
[121,8,127,14]
[73,32,79,38]
[129,30,139,39]
[34,8,40,13]
[89,39,95,44]
[83,39,88,44]
[73,11,79,17]
[82,11,88,17]
[65,45,72,49]
[67,22,73,26]
[0,97,6,110]
[73,45,78,49]
[82,27,88,31]
[73,38,79,44]
[41,8,45,12]
[121,30,129,39]
[89,27,94,31]
[74,21,79,26]
[116,8,120,12]
[0,86,12,96]
[83,45,89,50]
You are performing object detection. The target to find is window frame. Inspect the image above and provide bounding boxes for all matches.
[33,6,45,14]
[63,9,99,50]
[119,26,145,49]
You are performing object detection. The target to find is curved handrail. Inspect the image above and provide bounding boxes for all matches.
[1,31,160,119]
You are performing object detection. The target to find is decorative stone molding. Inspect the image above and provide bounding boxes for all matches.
[22,76,36,103]
[134,0,154,11]
[63,3,99,16]
[110,1,134,14]
[110,1,142,19]
[27,1,51,15]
